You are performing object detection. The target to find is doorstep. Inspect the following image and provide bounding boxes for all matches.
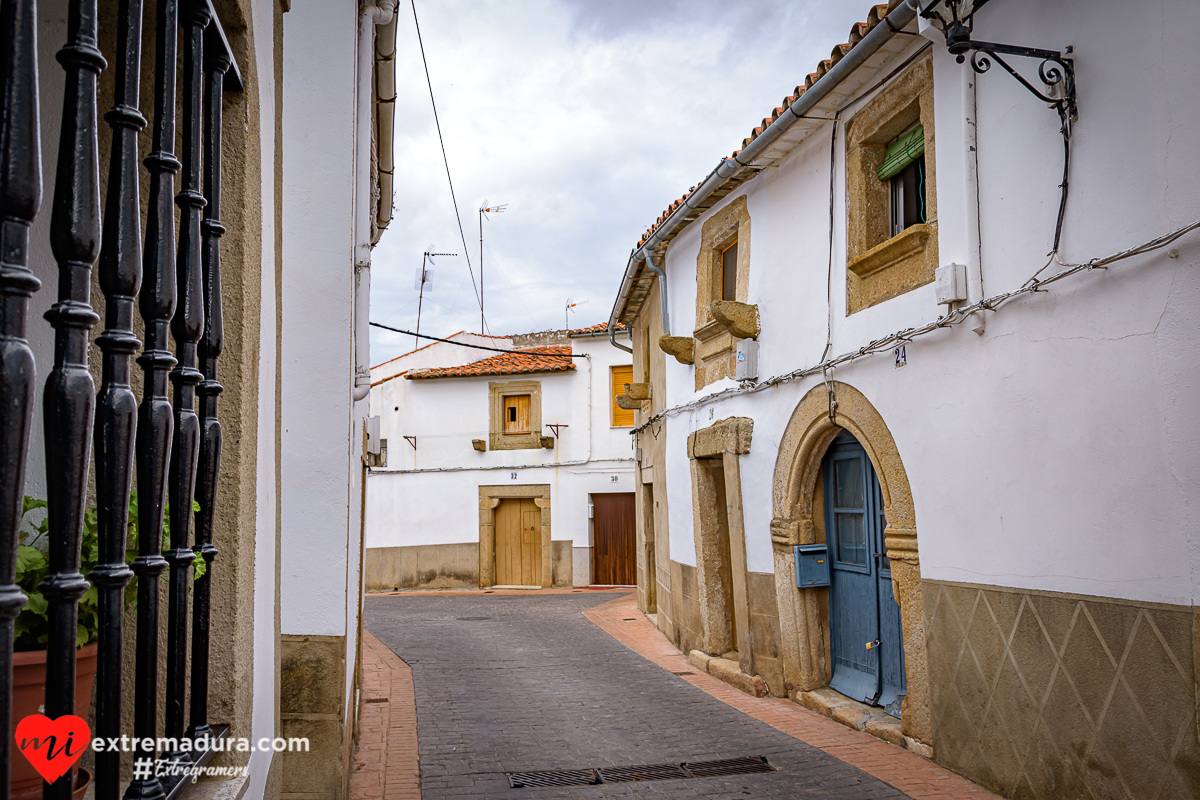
[687,651,768,698]
[792,686,932,757]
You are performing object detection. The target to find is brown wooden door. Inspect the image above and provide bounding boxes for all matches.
[495,498,541,586]
[593,493,635,585]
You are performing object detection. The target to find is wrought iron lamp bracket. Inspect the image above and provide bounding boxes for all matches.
[918,1,1078,128]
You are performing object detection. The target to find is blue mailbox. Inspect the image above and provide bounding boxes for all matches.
[794,544,830,588]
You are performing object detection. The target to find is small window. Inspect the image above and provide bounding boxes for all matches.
[611,365,633,427]
[503,394,531,434]
[720,240,738,301]
[878,125,927,238]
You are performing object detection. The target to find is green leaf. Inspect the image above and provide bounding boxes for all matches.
[22,496,47,515]
[16,544,46,577]
[193,551,207,580]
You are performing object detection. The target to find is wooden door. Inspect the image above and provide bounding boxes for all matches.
[495,498,541,586]
[593,493,635,585]
[823,430,905,716]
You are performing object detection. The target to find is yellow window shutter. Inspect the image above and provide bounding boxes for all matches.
[612,365,634,427]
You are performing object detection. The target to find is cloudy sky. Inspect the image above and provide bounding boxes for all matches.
[370,0,871,363]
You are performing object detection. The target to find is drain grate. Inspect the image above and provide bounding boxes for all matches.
[508,769,598,788]
[507,756,774,788]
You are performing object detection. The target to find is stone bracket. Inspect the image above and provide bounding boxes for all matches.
[624,382,651,401]
[658,334,694,365]
[709,300,760,340]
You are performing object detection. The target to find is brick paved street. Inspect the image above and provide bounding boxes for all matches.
[364,590,918,799]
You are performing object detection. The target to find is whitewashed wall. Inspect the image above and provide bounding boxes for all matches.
[365,331,636,554]
[647,0,1200,606]
[279,0,368,752]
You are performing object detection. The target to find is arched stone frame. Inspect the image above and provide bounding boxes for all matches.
[479,485,552,588]
[769,382,930,744]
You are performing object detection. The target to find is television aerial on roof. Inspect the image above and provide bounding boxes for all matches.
[415,246,456,348]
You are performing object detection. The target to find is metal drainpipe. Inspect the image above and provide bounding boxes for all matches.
[353,0,397,402]
[605,0,917,351]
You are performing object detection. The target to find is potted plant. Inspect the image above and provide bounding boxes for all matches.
[11,494,203,800]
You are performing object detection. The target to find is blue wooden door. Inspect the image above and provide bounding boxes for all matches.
[824,431,905,716]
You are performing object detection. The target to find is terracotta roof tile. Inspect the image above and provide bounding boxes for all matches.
[568,321,627,337]
[405,346,575,380]
[636,2,898,249]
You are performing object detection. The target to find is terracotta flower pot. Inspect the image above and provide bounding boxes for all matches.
[11,643,98,800]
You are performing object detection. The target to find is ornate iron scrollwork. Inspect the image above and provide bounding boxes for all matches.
[920,0,1079,253]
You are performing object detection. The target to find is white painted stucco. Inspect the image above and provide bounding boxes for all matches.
[634,0,1200,606]
[365,330,636,568]
[280,0,359,638]
[248,0,280,793]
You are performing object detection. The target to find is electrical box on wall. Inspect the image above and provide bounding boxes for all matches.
[934,262,968,306]
[735,339,758,381]
[364,416,386,467]
[794,544,830,588]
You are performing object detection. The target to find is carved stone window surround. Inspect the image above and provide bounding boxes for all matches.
[488,380,543,450]
[693,195,752,389]
[846,53,938,314]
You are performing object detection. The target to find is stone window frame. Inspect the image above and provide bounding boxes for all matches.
[488,380,543,450]
[694,195,751,390]
[845,52,938,314]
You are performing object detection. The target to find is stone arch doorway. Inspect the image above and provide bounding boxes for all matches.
[769,382,930,745]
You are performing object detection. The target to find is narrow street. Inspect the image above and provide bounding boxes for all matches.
[358,591,995,800]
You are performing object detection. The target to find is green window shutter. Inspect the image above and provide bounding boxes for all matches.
[877,125,925,181]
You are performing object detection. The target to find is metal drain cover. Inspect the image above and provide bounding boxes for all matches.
[507,756,774,788]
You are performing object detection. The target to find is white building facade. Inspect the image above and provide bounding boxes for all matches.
[609,1,1200,797]
[365,325,637,589]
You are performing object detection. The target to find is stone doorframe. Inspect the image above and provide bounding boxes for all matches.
[479,485,552,588]
[687,417,755,677]
[769,382,931,745]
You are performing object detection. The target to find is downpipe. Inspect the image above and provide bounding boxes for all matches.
[353,0,397,402]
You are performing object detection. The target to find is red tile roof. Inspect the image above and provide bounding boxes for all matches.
[568,321,627,337]
[405,346,576,380]
[637,1,900,249]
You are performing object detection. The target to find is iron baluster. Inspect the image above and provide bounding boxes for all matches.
[164,0,209,746]
[188,31,229,744]
[93,0,145,797]
[41,1,105,799]
[126,0,180,794]
[0,3,42,799]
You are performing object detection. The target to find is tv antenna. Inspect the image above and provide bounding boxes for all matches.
[479,200,507,334]
[416,246,456,348]
[565,298,588,329]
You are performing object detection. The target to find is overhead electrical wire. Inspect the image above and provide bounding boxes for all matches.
[628,219,1200,436]
[409,0,485,329]
[369,321,586,357]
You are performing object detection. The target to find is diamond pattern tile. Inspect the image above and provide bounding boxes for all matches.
[923,580,1199,800]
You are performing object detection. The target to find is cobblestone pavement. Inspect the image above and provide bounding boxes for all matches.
[364,591,915,799]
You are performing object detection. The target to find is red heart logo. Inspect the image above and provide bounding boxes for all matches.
[14,714,90,784]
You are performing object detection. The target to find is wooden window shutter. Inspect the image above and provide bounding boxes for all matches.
[612,365,634,427]
[504,394,531,434]
[721,240,738,301]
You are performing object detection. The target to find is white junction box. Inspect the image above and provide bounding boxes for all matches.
[935,263,968,306]
[735,339,759,381]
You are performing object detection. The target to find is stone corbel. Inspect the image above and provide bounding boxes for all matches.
[616,395,645,411]
[624,382,651,401]
[709,300,760,340]
[471,439,486,452]
[658,334,694,365]
[539,436,555,449]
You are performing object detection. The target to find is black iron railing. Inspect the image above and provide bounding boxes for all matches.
[0,1,241,799]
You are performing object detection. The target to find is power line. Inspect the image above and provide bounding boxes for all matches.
[369,321,586,357]
[409,0,484,328]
